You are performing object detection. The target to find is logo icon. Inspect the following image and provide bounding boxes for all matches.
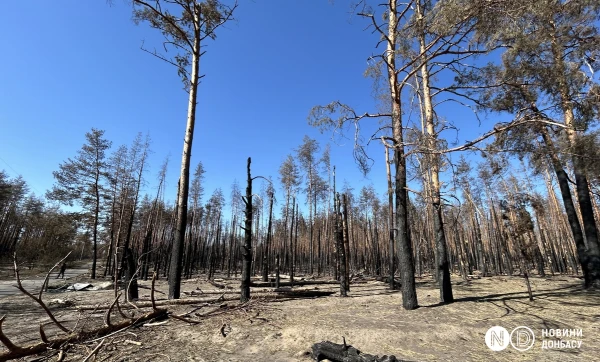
[510,326,535,351]
[485,326,510,351]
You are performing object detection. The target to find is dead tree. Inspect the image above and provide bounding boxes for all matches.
[342,194,351,292]
[289,196,296,285]
[383,141,396,290]
[336,193,348,297]
[275,254,280,288]
[261,187,274,282]
[241,158,254,303]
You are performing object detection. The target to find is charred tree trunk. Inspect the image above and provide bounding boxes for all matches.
[384,145,396,289]
[336,193,347,297]
[261,190,274,282]
[333,166,339,281]
[124,248,139,301]
[416,1,452,303]
[342,194,351,292]
[293,202,299,284]
[551,38,600,288]
[275,253,280,289]
[387,0,418,310]
[91,171,100,280]
[290,197,296,285]
[241,158,253,303]
[541,128,597,287]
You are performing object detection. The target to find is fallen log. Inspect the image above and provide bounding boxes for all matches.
[348,280,371,284]
[78,288,337,311]
[77,295,238,311]
[183,289,236,295]
[267,274,300,280]
[208,279,232,289]
[374,276,402,288]
[273,288,335,298]
[250,280,339,288]
[312,340,404,362]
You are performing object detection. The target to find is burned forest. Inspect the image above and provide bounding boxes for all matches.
[1,0,599,361]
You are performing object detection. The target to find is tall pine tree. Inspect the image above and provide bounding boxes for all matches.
[47,128,111,279]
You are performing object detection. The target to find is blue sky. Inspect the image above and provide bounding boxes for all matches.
[0,0,495,211]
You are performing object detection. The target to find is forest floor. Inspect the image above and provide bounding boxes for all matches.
[0,270,598,362]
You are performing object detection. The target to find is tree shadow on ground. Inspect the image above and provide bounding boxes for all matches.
[423,284,600,308]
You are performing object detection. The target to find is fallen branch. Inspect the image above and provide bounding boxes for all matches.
[0,308,167,361]
[138,285,166,295]
[374,276,402,288]
[77,294,236,311]
[13,253,70,333]
[183,289,234,296]
[143,320,168,327]
[77,285,341,313]
[81,339,105,362]
[267,274,297,280]
[40,252,72,295]
[104,294,120,327]
[0,255,167,362]
[273,288,336,298]
[169,313,201,325]
[207,279,229,289]
[250,280,339,288]
[171,299,259,324]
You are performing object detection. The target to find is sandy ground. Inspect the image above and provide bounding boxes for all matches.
[0,272,598,362]
[0,262,93,298]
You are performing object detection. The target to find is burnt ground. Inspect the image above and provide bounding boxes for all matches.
[0,272,598,362]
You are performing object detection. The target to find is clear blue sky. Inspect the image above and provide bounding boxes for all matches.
[0,0,492,211]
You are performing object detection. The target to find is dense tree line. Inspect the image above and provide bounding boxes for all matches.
[1,129,597,302]
[0,171,80,263]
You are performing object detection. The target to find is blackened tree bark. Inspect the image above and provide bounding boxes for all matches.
[241,158,253,303]
[415,1,453,303]
[384,143,396,289]
[336,193,347,297]
[342,193,350,292]
[289,196,296,285]
[124,248,139,301]
[275,254,280,289]
[540,128,593,285]
[386,0,418,310]
[262,187,274,282]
